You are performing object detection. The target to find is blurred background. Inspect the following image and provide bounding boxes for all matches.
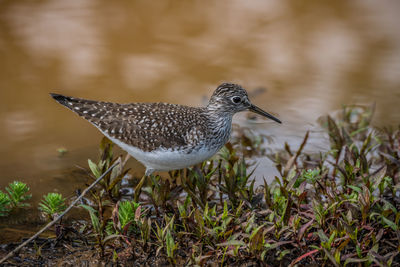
[0,0,400,201]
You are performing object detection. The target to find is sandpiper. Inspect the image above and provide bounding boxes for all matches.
[51,83,281,176]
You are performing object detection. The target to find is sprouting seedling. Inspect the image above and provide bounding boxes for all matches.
[38,193,67,220]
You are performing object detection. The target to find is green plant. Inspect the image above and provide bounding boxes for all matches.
[30,105,397,266]
[80,204,105,255]
[114,200,142,235]
[88,137,129,200]
[154,215,177,264]
[5,181,31,208]
[142,174,180,214]
[38,193,67,220]
[181,161,217,209]
[219,146,256,208]
[0,190,11,216]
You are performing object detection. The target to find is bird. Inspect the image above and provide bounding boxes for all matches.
[50,83,281,177]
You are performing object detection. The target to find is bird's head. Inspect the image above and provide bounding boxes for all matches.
[207,83,281,124]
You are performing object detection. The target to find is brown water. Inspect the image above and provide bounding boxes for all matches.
[1,1,400,204]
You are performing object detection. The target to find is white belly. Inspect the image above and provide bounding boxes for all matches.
[100,129,218,172]
[120,141,217,171]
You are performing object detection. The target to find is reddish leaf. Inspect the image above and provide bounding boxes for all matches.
[289,249,319,267]
[297,219,314,242]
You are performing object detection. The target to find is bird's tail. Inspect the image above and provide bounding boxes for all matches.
[50,93,114,123]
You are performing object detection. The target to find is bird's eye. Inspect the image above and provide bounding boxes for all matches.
[231,96,241,104]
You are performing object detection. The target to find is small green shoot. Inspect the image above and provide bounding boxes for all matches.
[5,181,31,208]
[38,193,67,220]
[0,190,11,216]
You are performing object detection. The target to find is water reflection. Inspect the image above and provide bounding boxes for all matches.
[5,0,102,80]
[3,111,38,140]
[0,1,399,197]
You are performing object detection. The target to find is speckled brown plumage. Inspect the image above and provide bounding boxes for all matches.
[50,96,209,152]
[51,83,281,174]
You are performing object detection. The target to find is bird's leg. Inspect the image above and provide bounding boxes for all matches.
[133,169,154,202]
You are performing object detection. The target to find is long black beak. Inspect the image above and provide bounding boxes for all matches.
[248,104,281,124]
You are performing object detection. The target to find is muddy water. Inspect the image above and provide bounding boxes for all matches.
[0,1,400,207]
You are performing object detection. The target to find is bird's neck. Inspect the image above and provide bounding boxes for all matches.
[204,108,233,148]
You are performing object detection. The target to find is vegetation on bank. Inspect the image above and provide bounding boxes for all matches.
[0,181,31,217]
[0,106,399,266]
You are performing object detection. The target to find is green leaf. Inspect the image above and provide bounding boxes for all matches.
[344,257,368,266]
[222,200,228,220]
[347,185,362,194]
[80,204,101,234]
[371,166,387,191]
[334,250,341,265]
[381,216,398,231]
[88,159,101,178]
[317,229,329,242]
[249,224,265,251]
[0,190,11,216]
[5,181,31,208]
[38,193,66,218]
[165,229,176,258]
[216,240,246,247]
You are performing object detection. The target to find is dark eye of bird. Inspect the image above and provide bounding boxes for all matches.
[232,96,241,104]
